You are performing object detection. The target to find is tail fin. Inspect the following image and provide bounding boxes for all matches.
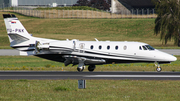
[3,14,32,46]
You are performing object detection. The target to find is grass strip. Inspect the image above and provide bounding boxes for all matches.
[0,80,180,100]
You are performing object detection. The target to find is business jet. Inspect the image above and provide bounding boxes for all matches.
[3,14,177,72]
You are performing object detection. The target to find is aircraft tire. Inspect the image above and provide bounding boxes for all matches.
[88,65,96,72]
[77,67,84,72]
[156,67,162,72]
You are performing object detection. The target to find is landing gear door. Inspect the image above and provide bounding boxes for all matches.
[73,41,76,51]
[79,43,85,53]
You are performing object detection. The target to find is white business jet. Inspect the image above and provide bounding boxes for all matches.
[3,14,177,72]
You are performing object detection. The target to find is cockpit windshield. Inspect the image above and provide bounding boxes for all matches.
[145,45,155,50]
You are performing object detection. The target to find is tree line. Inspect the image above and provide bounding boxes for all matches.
[153,0,180,46]
[73,0,111,11]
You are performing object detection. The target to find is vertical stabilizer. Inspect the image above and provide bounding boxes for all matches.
[3,14,32,45]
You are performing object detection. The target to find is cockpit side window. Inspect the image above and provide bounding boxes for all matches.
[139,46,142,50]
[145,45,155,50]
[142,46,147,50]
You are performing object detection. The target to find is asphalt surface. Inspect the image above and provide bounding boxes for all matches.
[0,71,180,80]
[0,49,19,56]
[0,49,179,56]
[159,49,180,55]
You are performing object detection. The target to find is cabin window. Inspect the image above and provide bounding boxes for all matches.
[99,45,102,50]
[123,45,127,50]
[142,46,147,50]
[90,45,94,49]
[139,46,142,50]
[115,46,118,50]
[107,45,110,50]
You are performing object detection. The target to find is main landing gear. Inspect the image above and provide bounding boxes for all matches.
[77,58,96,72]
[88,65,96,72]
[77,60,85,72]
[155,62,162,72]
[77,66,85,72]
[77,65,96,72]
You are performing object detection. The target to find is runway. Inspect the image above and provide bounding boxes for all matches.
[0,49,19,56]
[0,71,180,80]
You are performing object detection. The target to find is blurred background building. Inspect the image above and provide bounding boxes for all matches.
[0,0,79,7]
[0,0,155,14]
[111,0,155,14]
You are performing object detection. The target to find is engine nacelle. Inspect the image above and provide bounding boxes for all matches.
[35,40,74,53]
[35,41,49,53]
[49,41,74,52]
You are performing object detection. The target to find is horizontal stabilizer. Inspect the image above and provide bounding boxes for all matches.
[3,14,16,18]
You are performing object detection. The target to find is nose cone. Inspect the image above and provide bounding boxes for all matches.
[162,53,177,62]
[155,50,177,62]
[169,55,177,62]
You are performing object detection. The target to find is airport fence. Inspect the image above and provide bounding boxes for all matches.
[0,5,157,19]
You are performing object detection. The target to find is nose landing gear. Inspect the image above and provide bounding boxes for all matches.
[155,62,162,72]
[156,67,162,72]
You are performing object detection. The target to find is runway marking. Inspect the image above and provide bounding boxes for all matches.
[1,75,180,78]
[0,75,82,76]
[85,75,180,78]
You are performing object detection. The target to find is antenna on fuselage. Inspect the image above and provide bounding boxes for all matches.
[95,38,99,42]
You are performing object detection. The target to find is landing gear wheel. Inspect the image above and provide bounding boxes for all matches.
[156,67,162,72]
[88,65,96,72]
[77,66,84,72]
